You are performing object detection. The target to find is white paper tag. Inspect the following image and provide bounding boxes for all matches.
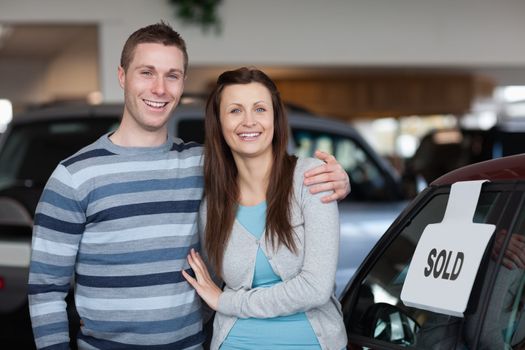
[400,180,495,317]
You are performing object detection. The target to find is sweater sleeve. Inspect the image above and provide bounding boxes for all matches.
[28,164,85,349]
[217,158,340,318]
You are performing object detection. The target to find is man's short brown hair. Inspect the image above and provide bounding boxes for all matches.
[120,21,188,74]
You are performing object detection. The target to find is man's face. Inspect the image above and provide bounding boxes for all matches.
[118,42,185,134]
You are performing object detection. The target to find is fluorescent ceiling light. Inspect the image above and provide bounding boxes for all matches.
[499,86,525,103]
[0,99,13,133]
[0,99,12,122]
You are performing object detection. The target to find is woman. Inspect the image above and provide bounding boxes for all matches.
[182,67,346,350]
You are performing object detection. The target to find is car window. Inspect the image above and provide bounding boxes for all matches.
[473,196,525,349]
[493,130,525,158]
[0,118,118,189]
[342,184,515,349]
[177,119,205,144]
[175,120,397,202]
[292,129,391,202]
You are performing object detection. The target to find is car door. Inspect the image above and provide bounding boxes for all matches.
[341,181,525,349]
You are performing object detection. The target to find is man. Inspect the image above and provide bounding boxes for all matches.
[28,22,350,349]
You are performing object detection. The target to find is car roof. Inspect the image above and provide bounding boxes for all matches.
[431,153,525,186]
[7,103,208,128]
[12,103,124,124]
[10,102,364,137]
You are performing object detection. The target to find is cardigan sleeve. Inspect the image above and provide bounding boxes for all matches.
[217,158,340,318]
[198,198,223,322]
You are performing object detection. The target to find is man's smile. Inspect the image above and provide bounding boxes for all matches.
[143,99,169,109]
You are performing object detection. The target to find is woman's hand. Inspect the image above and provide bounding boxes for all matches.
[304,150,351,203]
[182,248,222,311]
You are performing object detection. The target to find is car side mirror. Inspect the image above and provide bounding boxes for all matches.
[0,196,33,226]
[362,302,420,346]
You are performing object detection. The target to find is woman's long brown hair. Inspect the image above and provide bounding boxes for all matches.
[204,67,297,277]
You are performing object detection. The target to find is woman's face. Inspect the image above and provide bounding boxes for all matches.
[219,82,274,160]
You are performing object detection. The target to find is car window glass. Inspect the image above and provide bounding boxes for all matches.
[174,120,398,202]
[292,129,389,202]
[494,130,525,158]
[0,118,118,189]
[343,187,508,349]
[474,197,525,349]
[177,120,205,144]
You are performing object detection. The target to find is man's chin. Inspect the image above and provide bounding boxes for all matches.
[142,122,170,133]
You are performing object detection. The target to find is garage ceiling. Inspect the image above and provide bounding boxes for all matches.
[0,24,96,59]
[0,23,518,117]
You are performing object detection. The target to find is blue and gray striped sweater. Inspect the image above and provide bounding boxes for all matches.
[28,133,205,349]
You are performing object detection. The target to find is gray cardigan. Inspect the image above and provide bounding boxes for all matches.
[199,157,347,350]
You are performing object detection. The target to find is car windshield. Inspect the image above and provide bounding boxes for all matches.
[0,118,118,189]
[292,128,395,202]
[343,182,525,349]
[175,119,400,202]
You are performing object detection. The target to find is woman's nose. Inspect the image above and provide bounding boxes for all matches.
[243,112,256,126]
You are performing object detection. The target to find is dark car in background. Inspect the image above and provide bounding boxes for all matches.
[0,105,121,215]
[341,153,525,349]
[0,106,120,348]
[406,117,525,184]
[0,103,408,347]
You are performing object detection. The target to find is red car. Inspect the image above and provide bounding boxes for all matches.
[341,153,525,349]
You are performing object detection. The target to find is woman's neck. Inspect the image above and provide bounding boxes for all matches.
[234,152,272,206]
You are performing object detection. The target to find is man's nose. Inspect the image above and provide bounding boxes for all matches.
[152,78,166,95]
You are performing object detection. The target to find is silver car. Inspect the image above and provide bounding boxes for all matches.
[0,103,408,345]
[171,103,408,296]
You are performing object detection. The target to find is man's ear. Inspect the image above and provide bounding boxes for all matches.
[117,65,126,89]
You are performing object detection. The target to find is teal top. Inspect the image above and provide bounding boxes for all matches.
[220,202,321,350]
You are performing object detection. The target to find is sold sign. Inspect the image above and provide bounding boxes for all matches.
[401,180,495,317]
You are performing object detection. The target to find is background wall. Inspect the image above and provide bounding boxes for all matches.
[1,0,525,102]
[41,29,99,103]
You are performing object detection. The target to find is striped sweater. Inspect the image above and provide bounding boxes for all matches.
[28,133,205,350]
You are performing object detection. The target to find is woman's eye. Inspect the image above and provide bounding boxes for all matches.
[230,108,241,114]
[256,107,266,112]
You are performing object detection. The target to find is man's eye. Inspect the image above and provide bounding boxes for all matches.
[141,71,153,76]
[168,74,180,80]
